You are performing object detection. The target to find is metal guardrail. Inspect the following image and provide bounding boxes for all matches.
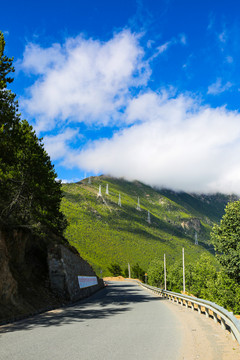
[137,281,240,345]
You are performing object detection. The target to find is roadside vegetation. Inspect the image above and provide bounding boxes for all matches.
[148,201,240,314]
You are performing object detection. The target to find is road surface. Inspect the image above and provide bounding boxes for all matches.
[0,281,239,360]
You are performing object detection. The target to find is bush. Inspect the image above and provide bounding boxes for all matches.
[107,263,122,276]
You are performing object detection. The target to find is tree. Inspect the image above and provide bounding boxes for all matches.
[131,263,145,281]
[213,270,240,312]
[189,254,217,299]
[0,31,67,236]
[167,261,183,293]
[147,259,164,287]
[107,263,122,276]
[211,200,240,284]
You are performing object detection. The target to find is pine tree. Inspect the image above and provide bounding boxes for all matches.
[0,32,67,235]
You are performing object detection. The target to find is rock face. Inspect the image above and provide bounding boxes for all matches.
[0,231,18,303]
[0,229,103,323]
[48,244,103,301]
[181,218,201,232]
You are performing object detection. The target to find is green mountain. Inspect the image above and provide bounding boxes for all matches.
[61,176,236,276]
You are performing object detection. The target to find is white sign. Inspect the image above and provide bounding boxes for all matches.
[78,276,98,289]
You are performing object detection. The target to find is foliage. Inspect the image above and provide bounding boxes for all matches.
[190,254,218,298]
[131,263,145,281]
[124,267,129,278]
[148,259,164,287]
[213,271,240,313]
[0,31,67,236]
[107,263,122,276]
[147,253,240,313]
[211,200,240,283]
[167,261,183,293]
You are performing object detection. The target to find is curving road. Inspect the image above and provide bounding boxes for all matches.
[0,281,239,360]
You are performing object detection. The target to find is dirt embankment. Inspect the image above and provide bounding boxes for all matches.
[103,276,126,281]
[103,276,142,282]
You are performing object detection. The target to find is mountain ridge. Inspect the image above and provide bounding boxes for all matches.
[61,175,237,276]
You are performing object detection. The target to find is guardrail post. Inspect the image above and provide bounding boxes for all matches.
[231,329,237,341]
[138,282,240,346]
[213,312,218,323]
[221,318,227,330]
[205,308,209,318]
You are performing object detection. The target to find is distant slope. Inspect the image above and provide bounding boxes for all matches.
[157,189,237,223]
[61,176,235,276]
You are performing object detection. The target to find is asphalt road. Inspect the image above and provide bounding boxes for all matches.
[0,281,183,360]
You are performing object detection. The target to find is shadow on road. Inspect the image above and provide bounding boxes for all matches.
[0,282,161,334]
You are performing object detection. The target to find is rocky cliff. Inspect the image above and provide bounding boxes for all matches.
[0,229,103,323]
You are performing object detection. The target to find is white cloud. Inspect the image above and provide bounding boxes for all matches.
[207,78,232,95]
[147,39,155,48]
[43,128,79,161]
[19,30,150,132]
[59,178,82,184]
[19,42,64,74]
[157,41,172,54]
[179,33,187,45]
[18,29,240,195]
[148,35,186,62]
[67,92,240,194]
[219,30,227,43]
[226,55,233,63]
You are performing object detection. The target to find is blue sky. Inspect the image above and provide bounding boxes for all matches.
[3,0,240,193]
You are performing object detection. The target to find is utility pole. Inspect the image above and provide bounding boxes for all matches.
[195,231,198,245]
[164,253,167,291]
[182,248,185,293]
[147,210,151,224]
[137,197,141,211]
[118,193,121,207]
[128,263,131,278]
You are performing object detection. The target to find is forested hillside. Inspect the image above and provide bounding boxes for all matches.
[61,175,235,276]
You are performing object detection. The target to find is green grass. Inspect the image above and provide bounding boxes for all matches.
[61,176,231,276]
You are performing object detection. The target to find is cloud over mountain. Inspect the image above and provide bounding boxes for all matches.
[18,30,240,194]
[72,92,240,194]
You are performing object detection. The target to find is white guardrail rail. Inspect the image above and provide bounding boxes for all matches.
[137,281,240,345]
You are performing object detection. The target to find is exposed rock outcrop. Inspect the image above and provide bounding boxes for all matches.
[0,229,103,323]
[181,218,201,232]
[48,244,103,301]
[0,231,18,303]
